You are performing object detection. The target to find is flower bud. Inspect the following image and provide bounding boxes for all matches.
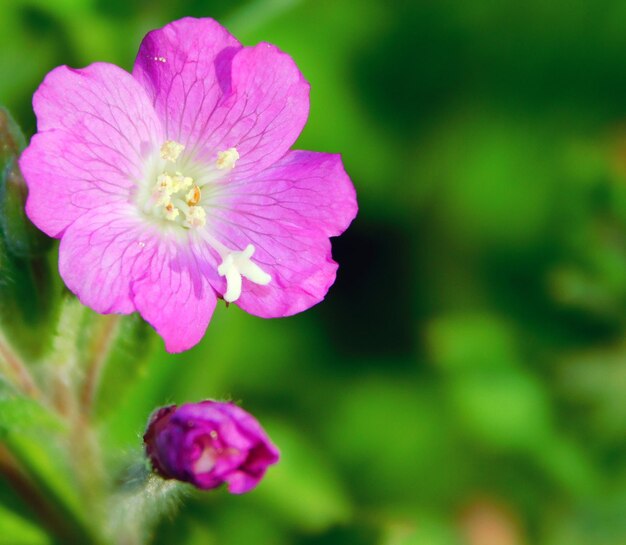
[0,107,51,256]
[143,401,279,494]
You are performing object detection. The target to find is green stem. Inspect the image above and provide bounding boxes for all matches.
[80,314,122,417]
[0,331,42,399]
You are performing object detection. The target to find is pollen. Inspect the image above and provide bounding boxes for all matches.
[149,166,205,229]
[216,147,240,170]
[164,203,180,221]
[156,173,173,191]
[160,140,185,162]
[171,173,193,192]
[186,185,201,206]
[155,192,171,207]
[185,206,206,228]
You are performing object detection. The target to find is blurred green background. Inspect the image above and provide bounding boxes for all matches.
[2,0,626,544]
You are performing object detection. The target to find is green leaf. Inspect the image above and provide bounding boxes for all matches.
[0,396,64,438]
[0,503,52,545]
[0,395,96,544]
[3,432,99,544]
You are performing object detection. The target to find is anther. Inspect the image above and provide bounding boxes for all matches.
[186,186,201,206]
[164,204,180,221]
[160,140,185,162]
[216,147,240,170]
[184,206,206,228]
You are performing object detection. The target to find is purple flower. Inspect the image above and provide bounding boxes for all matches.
[143,401,279,494]
[20,18,357,352]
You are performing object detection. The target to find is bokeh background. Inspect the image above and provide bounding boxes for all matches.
[1,0,626,544]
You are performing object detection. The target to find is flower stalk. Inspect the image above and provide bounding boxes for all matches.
[80,314,123,416]
[0,331,42,399]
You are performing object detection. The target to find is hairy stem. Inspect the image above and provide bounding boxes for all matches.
[81,314,122,416]
[0,331,42,399]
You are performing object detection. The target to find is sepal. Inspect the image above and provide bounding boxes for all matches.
[0,108,51,257]
[0,107,57,359]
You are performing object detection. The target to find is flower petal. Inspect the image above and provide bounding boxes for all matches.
[226,469,267,495]
[131,239,217,353]
[207,151,357,317]
[21,63,162,237]
[59,205,159,315]
[226,151,357,237]
[196,43,310,177]
[132,17,241,146]
[59,205,217,352]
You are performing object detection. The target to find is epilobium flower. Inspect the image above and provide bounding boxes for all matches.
[144,401,279,493]
[20,17,357,352]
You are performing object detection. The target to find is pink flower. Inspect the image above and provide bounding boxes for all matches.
[144,401,279,493]
[20,17,357,352]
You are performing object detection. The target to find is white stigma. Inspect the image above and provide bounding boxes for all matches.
[217,244,271,303]
[160,140,185,162]
[216,147,240,170]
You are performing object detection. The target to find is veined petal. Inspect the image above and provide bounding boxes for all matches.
[206,151,357,317]
[132,17,241,145]
[23,129,133,238]
[131,240,217,353]
[226,151,357,237]
[223,230,337,318]
[21,63,162,237]
[59,205,159,315]
[60,205,216,352]
[195,43,310,177]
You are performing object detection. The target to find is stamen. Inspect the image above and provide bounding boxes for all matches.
[156,173,173,192]
[216,147,240,170]
[217,244,271,303]
[160,140,185,162]
[186,186,201,206]
[144,143,241,232]
[154,192,171,207]
[164,204,179,221]
[153,173,174,206]
[171,173,193,193]
[184,206,206,228]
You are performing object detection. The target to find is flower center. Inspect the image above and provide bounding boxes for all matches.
[193,444,219,474]
[152,171,205,227]
[141,141,207,228]
[136,140,271,303]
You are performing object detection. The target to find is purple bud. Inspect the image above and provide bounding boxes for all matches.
[143,401,280,494]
